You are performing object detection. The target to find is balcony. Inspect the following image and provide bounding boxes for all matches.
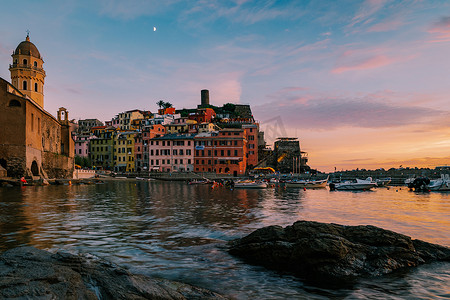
[9,63,45,75]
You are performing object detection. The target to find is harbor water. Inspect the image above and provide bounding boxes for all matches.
[1,181,449,299]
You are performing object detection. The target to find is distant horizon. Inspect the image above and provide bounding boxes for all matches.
[1,1,449,173]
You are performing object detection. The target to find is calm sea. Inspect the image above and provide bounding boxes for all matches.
[1,181,449,299]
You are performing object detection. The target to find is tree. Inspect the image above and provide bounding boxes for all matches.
[162,102,173,109]
[75,155,92,168]
[156,100,165,109]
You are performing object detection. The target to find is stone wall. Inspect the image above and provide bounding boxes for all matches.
[0,165,7,177]
[0,145,27,178]
[42,151,74,179]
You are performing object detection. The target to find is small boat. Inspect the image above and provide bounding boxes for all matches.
[234,180,267,189]
[329,177,377,191]
[428,174,450,191]
[286,177,328,188]
[375,177,391,187]
[188,179,211,185]
[136,177,155,181]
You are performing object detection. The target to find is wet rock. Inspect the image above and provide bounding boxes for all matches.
[228,221,450,281]
[0,246,226,299]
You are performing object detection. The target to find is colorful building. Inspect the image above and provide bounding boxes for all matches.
[117,109,145,130]
[113,131,136,172]
[194,128,247,176]
[148,134,195,172]
[134,124,166,172]
[90,129,114,170]
[188,108,216,124]
[243,124,259,168]
[74,135,94,157]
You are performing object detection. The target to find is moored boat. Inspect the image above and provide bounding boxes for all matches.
[286,177,328,188]
[428,174,450,191]
[234,180,267,189]
[188,179,211,185]
[329,177,377,191]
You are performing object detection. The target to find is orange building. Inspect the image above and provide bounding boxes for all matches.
[194,128,247,176]
[243,124,258,168]
[188,108,216,124]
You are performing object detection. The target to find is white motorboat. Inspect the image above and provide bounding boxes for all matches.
[136,177,155,181]
[286,177,328,188]
[234,180,267,189]
[329,177,377,191]
[428,174,450,191]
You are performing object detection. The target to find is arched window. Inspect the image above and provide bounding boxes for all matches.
[34,61,38,67]
[22,81,27,90]
[8,100,21,107]
[23,59,28,65]
[35,83,38,92]
[14,59,18,65]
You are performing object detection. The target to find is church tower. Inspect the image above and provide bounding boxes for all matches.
[9,33,46,108]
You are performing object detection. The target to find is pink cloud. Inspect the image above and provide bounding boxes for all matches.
[253,93,448,131]
[332,55,393,73]
[428,16,450,42]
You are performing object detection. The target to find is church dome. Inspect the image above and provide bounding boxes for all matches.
[14,35,41,59]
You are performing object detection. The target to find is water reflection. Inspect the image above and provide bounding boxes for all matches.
[0,182,449,299]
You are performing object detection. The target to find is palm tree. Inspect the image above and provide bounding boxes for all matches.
[162,102,173,109]
[156,100,165,109]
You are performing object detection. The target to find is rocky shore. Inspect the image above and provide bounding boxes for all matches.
[228,220,450,283]
[0,247,225,299]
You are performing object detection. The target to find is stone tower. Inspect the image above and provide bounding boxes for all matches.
[9,33,46,108]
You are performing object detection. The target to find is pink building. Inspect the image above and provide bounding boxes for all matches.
[74,135,94,157]
[134,124,166,172]
[148,134,195,172]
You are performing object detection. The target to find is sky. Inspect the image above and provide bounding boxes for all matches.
[0,0,449,172]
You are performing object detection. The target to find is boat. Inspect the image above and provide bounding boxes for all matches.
[286,177,328,188]
[136,177,155,181]
[234,180,267,189]
[407,177,430,192]
[428,174,450,191]
[188,179,211,185]
[375,177,391,187]
[329,177,377,191]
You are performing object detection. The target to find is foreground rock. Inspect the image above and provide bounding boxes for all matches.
[229,221,450,282]
[0,246,225,299]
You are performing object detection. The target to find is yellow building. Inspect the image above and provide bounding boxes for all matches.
[164,119,197,134]
[113,132,136,172]
[117,110,144,130]
[198,122,221,133]
[9,34,46,109]
[0,34,74,178]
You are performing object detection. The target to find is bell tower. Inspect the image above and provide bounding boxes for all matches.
[9,33,46,108]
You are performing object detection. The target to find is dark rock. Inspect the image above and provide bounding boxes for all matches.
[0,246,226,299]
[228,221,450,281]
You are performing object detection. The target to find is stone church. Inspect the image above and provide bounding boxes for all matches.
[0,34,74,179]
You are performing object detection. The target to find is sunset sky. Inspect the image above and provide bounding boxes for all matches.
[0,0,449,172]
